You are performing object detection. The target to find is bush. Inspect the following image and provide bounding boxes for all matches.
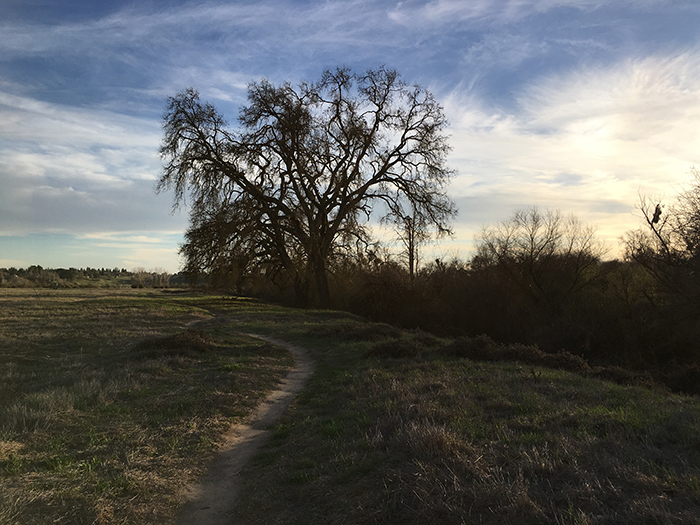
[306,322,401,342]
[445,336,591,374]
[658,361,700,396]
[131,329,216,359]
[447,334,501,360]
[365,339,428,359]
[1,276,34,288]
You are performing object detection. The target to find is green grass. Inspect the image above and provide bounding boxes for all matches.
[227,316,700,524]
[3,289,700,524]
[0,289,292,524]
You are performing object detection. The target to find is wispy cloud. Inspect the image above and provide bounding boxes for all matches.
[0,88,177,236]
[443,46,700,254]
[387,0,612,27]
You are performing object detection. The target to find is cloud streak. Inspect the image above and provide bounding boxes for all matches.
[442,46,700,255]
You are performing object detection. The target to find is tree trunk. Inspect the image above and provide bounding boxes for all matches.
[293,276,310,308]
[313,257,332,309]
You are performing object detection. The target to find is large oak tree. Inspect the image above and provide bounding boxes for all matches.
[158,67,455,307]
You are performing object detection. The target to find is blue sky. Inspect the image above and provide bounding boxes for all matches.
[1,0,699,272]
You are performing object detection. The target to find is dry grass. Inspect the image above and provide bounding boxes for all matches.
[230,320,700,525]
[0,289,293,524]
[4,290,700,524]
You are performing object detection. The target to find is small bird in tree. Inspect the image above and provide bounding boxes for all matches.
[652,204,662,224]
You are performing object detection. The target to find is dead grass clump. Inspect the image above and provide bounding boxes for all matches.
[0,441,23,460]
[404,419,471,458]
[365,338,428,358]
[446,336,591,373]
[1,388,80,435]
[306,322,401,342]
[503,342,552,364]
[590,365,656,389]
[408,330,444,348]
[544,349,591,373]
[131,328,216,358]
[448,334,501,359]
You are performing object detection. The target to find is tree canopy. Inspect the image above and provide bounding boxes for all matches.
[158,67,455,307]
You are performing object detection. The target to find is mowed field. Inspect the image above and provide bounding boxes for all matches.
[2,289,700,524]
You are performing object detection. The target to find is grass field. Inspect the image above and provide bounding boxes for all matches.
[0,289,293,524]
[2,289,700,524]
[227,311,700,524]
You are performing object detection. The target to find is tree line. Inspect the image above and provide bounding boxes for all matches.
[0,266,178,289]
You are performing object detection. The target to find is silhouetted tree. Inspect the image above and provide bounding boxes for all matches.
[625,167,700,313]
[382,203,433,283]
[476,207,606,315]
[158,67,455,307]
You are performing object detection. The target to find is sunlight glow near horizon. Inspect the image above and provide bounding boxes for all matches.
[1,1,699,273]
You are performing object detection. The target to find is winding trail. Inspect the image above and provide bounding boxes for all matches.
[175,334,315,525]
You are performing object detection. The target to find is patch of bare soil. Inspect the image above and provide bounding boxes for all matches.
[175,334,315,525]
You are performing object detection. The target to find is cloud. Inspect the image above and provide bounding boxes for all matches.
[0,258,28,268]
[462,33,550,69]
[441,47,700,256]
[387,0,612,28]
[0,88,185,237]
[515,49,700,181]
[79,233,169,244]
[0,91,161,150]
[447,47,700,189]
[2,0,699,269]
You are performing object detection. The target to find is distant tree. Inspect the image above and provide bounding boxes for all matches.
[131,267,150,288]
[625,167,700,312]
[397,210,427,284]
[158,66,455,307]
[382,201,439,284]
[475,207,606,315]
[152,268,171,288]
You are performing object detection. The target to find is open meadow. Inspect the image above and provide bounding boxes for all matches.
[2,289,700,524]
[0,289,292,524]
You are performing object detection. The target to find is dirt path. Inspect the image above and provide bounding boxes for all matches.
[175,334,315,525]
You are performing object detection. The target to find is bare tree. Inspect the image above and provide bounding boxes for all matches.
[398,209,428,284]
[158,67,456,307]
[625,167,700,308]
[382,202,437,284]
[475,207,606,313]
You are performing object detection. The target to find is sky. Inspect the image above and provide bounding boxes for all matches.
[1,0,699,273]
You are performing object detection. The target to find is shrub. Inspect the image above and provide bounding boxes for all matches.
[365,339,428,359]
[306,323,401,342]
[445,336,591,373]
[447,334,501,360]
[658,361,700,396]
[546,350,591,373]
[131,329,216,358]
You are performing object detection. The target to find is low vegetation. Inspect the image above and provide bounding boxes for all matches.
[0,289,292,524]
[231,315,700,524]
[2,289,700,524]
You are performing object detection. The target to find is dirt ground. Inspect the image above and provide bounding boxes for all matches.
[175,334,315,525]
